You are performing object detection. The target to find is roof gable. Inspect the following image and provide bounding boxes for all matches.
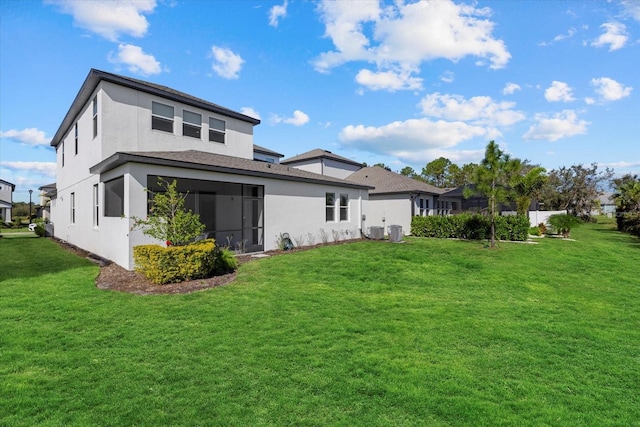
[281,149,363,168]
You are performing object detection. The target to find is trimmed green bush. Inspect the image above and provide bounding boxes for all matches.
[134,239,216,284]
[411,214,529,242]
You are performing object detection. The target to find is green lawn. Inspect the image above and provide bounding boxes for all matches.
[1,220,639,426]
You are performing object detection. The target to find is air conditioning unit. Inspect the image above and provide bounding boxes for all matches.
[388,225,403,243]
[369,226,384,240]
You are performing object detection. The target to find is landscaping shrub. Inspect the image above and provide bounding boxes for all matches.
[548,214,582,238]
[538,222,548,235]
[134,239,216,284]
[411,214,529,241]
[529,226,541,236]
[213,246,239,275]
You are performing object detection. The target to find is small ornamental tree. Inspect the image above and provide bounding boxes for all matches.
[548,213,582,238]
[131,178,205,246]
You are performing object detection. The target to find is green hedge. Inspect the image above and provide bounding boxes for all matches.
[134,240,217,285]
[411,214,529,242]
[616,212,640,237]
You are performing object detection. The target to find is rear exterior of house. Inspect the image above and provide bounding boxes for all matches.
[49,69,369,270]
[0,179,15,223]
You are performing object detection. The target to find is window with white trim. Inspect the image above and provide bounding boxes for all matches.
[183,110,202,139]
[104,176,124,217]
[326,192,335,222]
[74,123,78,155]
[70,192,75,224]
[340,194,349,221]
[209,117,225,143]
[152,101,174,133]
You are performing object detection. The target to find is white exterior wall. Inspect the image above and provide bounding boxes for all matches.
[100,82,255,160]
[363,194,411,236]
[0,181,13,222]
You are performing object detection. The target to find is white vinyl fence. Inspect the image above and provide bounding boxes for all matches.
[502,210,566,227]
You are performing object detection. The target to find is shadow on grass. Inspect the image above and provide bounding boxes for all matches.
[0,236,95,282]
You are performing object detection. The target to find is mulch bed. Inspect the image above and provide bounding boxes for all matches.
[54,237,366,296]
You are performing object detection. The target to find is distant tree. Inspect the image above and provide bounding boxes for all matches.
[374,163,392,171]
[400,166,416,177]
[131,178,205,246]
[450,163,478,187]
[422,157,452,187]
[538,163,613,217]
[612,174,640,213]
[464,141,514,247]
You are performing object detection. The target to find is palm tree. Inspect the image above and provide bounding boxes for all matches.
[465,141,512,247]
[511,164,547,217]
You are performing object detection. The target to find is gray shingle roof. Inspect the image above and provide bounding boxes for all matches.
[281,149,363,167]
[90,150,372,190]
[346,166,444,195]
[51,69,260,147]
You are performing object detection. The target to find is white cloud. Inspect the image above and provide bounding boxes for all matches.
[109,43,162,76]
[0,128,50,146]
[0,161,57,178]
[621,0,640,22]
[601,160,640,168]
[539,27,576,46]
[419,93,525,127]
[339,118,489,155]
[313,0,509,91]
[210,46,244,79]
[440,71,455,83]
[47,0,156,42]
[355,68,423,91]
[590,77,633,102]
[268,0,288,27]
[592,22,628,51]
[271,110,310,126]
[544,81,575,102]
[523,110,589,142]
[502,82,521,95]
[240,107,261,120]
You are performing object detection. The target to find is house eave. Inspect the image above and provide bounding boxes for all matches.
[90,152,373,190]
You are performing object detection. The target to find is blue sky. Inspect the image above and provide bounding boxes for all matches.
[1,0,639,202]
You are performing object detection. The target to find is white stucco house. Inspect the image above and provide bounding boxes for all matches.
[49,69,370,270]
[0,179,15,223]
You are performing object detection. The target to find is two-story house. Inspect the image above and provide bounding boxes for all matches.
[0,179,15,223]
[49,69,370,270]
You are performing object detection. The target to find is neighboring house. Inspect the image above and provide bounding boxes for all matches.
[253,144,284,164]
[281,149,363,179]
[0,179,15,223]
[346,166,447,234]
[49,69,370,270]
[38,183,57,221]
[593,192,616,216]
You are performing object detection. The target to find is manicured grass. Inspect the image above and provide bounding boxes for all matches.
[1,220,639,426]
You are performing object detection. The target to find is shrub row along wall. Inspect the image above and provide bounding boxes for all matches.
[411,214,530,241]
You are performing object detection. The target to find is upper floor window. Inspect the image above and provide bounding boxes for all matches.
[152,101,174,133]
[61,141,65,167]
[183,110,202,139]
[326,192,335,222]
[92,96,98,138]
[209,117,225,143]
[74,123,78,155]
